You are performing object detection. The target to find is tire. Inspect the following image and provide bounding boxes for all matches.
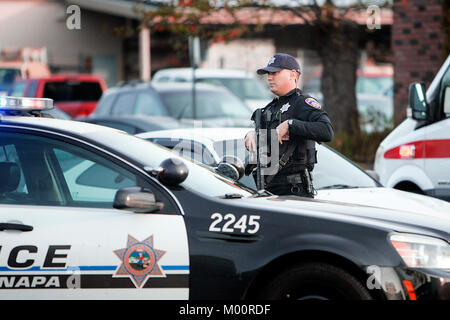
[255,262,373,300]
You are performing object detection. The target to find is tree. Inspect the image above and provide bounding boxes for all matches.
[137,0,391,137]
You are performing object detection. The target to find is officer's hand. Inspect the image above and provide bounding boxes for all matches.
[244,130,256,152]
[276,120,290,144]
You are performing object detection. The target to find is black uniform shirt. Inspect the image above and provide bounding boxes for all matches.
[251,88,334,177]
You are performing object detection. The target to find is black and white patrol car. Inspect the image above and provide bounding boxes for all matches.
[0,97,449,300]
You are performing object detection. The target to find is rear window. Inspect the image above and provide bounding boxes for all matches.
[158,89,252,119]
[43,81,103,102]
[198,78,272,100]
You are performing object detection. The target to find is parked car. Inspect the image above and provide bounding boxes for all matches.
[374,54,450,201]
[3,96,450,300]
[137,127,450,214]
[152,67,273,110]
[8,74,107,117]
[81,82,253,134]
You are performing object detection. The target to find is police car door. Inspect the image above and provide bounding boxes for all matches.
[0,128,189,299]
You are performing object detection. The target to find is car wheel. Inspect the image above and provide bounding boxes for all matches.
[394,181,424,195]
[255,262,373,300]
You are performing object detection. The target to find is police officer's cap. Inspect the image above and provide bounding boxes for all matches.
[257,53,301,75]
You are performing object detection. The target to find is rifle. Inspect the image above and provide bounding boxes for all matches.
[255,108,264,190]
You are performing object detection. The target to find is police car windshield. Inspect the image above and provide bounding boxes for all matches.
[87,130,255,198]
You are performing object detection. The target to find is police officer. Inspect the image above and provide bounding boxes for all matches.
[244,53,334,197]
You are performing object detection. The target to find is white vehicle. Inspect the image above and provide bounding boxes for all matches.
[151,68,273,110]
[137,128,450,214]
[374,55,450,201]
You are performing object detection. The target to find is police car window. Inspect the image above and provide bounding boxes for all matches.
[134,92,167,116]
[0,132,141,208]
[111,92,136,115]
[53,148,137,204]
[0,143,29,204]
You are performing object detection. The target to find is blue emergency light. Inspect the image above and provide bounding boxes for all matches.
[0,96,53,113]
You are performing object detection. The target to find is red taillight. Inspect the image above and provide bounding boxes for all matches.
[384,142,424,159]
[398,145,416,158]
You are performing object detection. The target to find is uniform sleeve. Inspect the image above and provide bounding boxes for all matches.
[288,97,334,142]
[289,115,334,142]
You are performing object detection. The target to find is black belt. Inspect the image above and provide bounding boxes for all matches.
[267,172,303,185]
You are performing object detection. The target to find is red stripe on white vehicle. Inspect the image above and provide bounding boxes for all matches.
[384,139,450,159]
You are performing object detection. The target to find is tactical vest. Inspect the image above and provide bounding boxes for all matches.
[259,89,317,174]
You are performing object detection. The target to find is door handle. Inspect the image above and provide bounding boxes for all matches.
[0,223,33,232]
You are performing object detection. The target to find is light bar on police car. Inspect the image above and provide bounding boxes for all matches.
[0,96,53,111]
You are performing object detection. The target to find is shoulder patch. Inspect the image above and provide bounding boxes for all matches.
[305,97,322,110]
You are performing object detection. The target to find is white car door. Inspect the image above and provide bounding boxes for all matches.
[0,130,189,299]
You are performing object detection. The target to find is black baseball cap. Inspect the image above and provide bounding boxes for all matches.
[257,53,301,75]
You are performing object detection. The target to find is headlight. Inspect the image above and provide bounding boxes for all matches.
[390,234,450,269]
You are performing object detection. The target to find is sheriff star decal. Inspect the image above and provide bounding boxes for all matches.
[113,234,166,288]
[305,97,322,110]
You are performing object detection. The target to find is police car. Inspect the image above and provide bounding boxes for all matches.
[375,54,450,201]
[1,97,450,300]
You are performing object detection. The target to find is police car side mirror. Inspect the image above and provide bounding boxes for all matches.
[113,187,164,213]
[215,162,240,181]
[221,155,245,180]
[409,82,429,121]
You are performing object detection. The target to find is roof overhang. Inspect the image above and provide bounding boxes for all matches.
[66,1,392,25]
[66,0,158,19]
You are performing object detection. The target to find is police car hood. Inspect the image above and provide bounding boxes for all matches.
[242,192,450,240]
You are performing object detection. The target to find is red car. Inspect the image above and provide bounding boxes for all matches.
[8,74,107,117]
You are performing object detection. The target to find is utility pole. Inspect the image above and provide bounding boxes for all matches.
[140,26,151,81]
[189,36,201,120]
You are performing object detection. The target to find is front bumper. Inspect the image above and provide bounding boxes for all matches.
[371,266,450,300]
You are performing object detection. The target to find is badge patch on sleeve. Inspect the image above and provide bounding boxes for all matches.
[305,97,322,110]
